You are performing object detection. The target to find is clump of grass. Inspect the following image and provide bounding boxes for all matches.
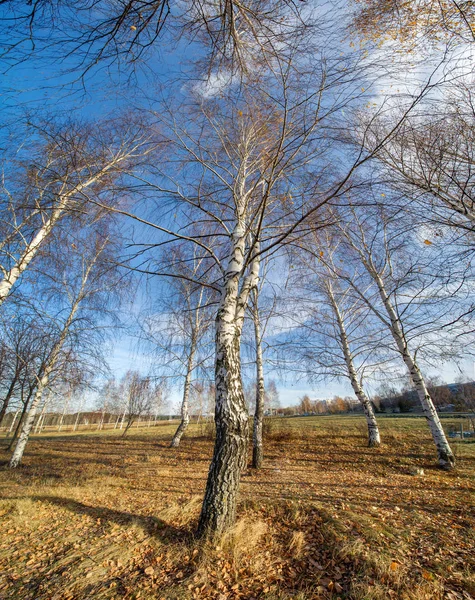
[159,495,202,528]
[0,498,45,529]
[289,530,306,558]
[220,516,268,566]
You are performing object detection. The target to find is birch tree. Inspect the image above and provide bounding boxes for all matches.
[8,231,120,467]
[1,332,38,439]
[325,282,381,446]
[0,321,31,426]
[9,318,78,467]
[0,117,153,308]
[138,245,215,447]
[244,263,278,468]
[325,203,470,469]
[0,311,63,433]
[281,234,387,447]
[250,288,266,466]
[97,378,121,431]
[119,371,162,436]
[168,282,212,447]
[112,37,387,534]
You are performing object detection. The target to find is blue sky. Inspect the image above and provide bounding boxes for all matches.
[104,330,475,411]
[2,4,474,411]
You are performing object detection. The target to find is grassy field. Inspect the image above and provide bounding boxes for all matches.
[0,416,474,600]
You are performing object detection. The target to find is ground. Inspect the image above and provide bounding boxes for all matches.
[0,416,474,600]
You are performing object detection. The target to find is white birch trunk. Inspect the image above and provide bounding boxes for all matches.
[8,409,20,434]
[34,395,50,434]
[198,231,260,536]
[252,292,265,468]
[328,286,380,447]
[57,402,68,432]
[372,270,454,468]
[35,411,46,434]
[38,402,49,433]
[9,376,48,467]
[171,339,196,447]
[0,159,127,308]
[8,251,94,467]
[73,411,81,432]
[0,209,62,306]
[39,413,48,434]
[98,410,105,430]
[119,408,126,430]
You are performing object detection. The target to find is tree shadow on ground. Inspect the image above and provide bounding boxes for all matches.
[32,495,192,543]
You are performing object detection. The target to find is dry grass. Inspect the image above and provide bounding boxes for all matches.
[0,416,474,599]
[220,517,268,565]
[288,530,306,559]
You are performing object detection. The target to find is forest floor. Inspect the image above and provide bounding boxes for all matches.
[0,416,474,600]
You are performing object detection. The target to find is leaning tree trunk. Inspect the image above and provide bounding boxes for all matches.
[9,279,83,467]
[0,377,18,426]
[171,340,196,447]
[400,348,454,468]
[252,293,265,468]
[73,411,82,431]
[359,392,380,447]
[329,286,380,447]
[122,415,136,437]
[0,161,123,308]
[7,387,35,450]
[0,210,62,306]
[7,409,20,434]
[373,271,454,469]
[9,377,48,467]
[346,359,380,447]
[34,394,50,434]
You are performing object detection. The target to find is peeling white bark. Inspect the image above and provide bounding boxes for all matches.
[9,376,49,468]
